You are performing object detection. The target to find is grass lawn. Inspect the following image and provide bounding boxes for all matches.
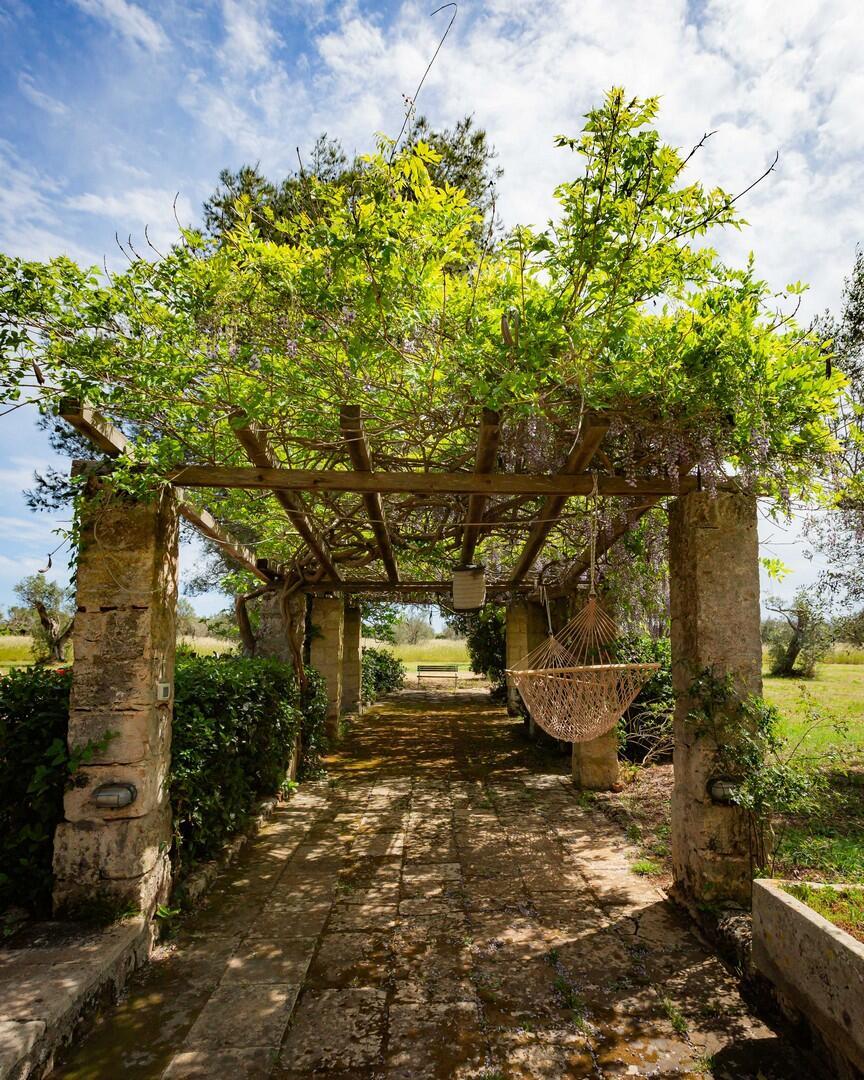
[600,659,864,888]
[0,635,36,670]
[763,664,864,759]
[385,639,471,672]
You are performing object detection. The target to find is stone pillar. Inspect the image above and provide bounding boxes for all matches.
[505,600,548,733]
[571,588,620,791]
[257,589,291,663]
[309,596,345,742]
[341,605,362,715]
[572,729,619,790]
[53,487,179,917]
[256,585,304,779]
[668,492,762,907]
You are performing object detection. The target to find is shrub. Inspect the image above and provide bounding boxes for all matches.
[0,667,86,915]
[0,656,329,914]
[171,656,327,865]
[613,634,674,763]
[362,647,406,701]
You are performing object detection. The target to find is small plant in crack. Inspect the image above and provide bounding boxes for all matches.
[660,995,689,1037]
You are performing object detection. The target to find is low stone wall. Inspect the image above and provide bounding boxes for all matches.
[752,878,864,1079]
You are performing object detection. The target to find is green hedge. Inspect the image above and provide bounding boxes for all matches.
[0,666,77,915]
[171,656,327,866]
[361,646,406,701]
[0,656,328,915]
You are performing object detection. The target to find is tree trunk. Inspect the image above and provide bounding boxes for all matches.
[234,594,257,657]
[34,601,73,663]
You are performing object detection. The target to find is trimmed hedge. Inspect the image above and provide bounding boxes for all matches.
[0,655,328,915]
[171,656,327,866]
[361,646,406,701]
[0,666,77,915]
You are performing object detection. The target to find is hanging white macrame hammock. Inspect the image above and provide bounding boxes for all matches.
[507,481,660,743]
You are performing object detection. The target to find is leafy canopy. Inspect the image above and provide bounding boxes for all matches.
[0,90,844,585]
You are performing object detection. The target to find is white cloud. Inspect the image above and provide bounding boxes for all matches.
[17,73,68,117]
[220,0,281,74]
[0,141,100,264]
[66,187,194,250]
[72,0,169,52]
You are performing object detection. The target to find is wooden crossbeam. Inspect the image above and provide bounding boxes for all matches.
[59,400,272,584]
[231,416,341,581]
[170,465,709,498]
[340,405,399,583]
[305,580,533,594]
[459,408,501,567]
[508,415,610,586]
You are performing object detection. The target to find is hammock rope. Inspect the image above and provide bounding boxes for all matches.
[506,477,659,743]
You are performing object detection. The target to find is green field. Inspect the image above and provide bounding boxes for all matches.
[385,639,471,672]
[763,665,864,758]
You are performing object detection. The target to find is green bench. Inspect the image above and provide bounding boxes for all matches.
[416,664,459,684]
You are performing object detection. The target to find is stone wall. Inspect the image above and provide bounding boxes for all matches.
[341,605,362,715]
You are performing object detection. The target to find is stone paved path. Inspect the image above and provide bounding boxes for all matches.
[52,691,799,1079]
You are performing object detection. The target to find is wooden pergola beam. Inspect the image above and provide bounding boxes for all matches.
[170,465,711,498]
[459,408,501,567]
[231,416,341,581]
[340,405,399,583]
[305,579,533,594]
[59,400,273,584]
[508,415,610,585]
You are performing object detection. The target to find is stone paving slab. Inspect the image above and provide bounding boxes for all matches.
[45,692,805,1079]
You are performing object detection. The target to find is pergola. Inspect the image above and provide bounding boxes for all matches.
[54,395,762,924]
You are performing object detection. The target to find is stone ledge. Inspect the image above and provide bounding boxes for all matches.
[0,917,153,1080]
[753,878,864,1079]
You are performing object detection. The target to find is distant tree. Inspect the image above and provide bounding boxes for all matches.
[359,601,399,643]
[202,117,500,245]
[808,249,864,602]
[176,597,205,637]
[393,613,435,645]
[765,589,832,678]
[204,609,242,641]
[13,574,74,662]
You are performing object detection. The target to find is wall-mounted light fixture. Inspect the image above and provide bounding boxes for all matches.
[92,782,137,809]
[707,776,738,805]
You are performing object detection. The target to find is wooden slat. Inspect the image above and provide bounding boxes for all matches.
[340,405,399,583]
[59,398,129,455]
[170,465,708,498]
[459,408,501,567]
[508,416,610,585]
[231,416,341,581]
[59,400,272,584]
[177,502,274,584]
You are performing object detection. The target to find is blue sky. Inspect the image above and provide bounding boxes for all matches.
[1,0,861,613]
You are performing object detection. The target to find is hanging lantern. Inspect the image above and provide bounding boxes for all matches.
[451,565,486,610]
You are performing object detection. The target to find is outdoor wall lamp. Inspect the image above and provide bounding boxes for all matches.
[707,776,738,805]
[92,782,137,809]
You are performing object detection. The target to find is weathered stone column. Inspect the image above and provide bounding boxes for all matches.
[505,599,548,734]
[309,596,345,742]
[53,486,179,917]
[257,589,291,663]
[572,729,619,790]
[341,604,362,715]
[256,585,304,780]
[571,588,620,791]
[668,492,762,907]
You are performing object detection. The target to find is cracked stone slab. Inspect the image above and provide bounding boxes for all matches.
[280,988,386,1071]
